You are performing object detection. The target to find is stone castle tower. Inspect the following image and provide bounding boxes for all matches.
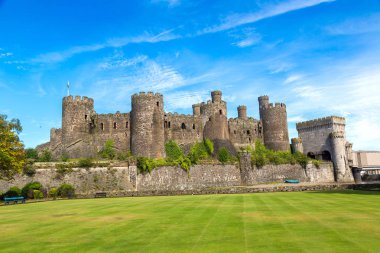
[38,91,292,159]
[295,116,354,182]
[131,92,165,158]
[258,95,289,151]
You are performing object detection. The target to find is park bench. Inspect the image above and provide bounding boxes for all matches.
[4,196,25,205]
[284,179,300,184]
[94,192,107,198]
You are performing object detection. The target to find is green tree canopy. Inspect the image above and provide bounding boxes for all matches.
[0,114,25,177]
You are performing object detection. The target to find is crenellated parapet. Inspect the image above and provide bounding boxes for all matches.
[296,116,345,131]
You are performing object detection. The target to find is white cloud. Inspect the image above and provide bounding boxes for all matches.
[287,58,380,150]
[0,52,13,58]
[201,0,335,34]
[32,29,181,64]
[326,13,380,35]
[284,74,303,84]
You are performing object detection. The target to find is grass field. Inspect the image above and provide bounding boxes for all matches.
[1,191,380,253]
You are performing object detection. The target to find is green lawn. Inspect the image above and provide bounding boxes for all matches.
[1,191,380,253]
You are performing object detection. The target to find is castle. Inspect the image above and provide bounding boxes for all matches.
[38,90,354,183]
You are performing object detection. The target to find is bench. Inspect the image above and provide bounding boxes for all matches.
[284,179,300,184]
[4,196,25,205]
[94,192,107,198]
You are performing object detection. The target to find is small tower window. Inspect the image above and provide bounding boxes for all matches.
[168,122,171,128]
[192,124,195,130]
[234,130,236,134]
[247,130,250,135]
[219,110,222,115]
[164,121,168,128]
[100,123,104,131]
[157,101,160,107]
[113,122,117,129]
[209,117,212,121]
[85,115,88,120]
[181,123,186,129]
[126,122,129,128]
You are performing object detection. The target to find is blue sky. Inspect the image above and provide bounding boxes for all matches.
[1,0,380,150]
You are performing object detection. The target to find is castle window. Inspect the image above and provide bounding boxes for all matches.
[85,115,88,120]
[126,122,129,128]
[234,130,236,134]
[247,130,250,135]
[209,117,211,121]
[157,102,159,107]
[164,121,168,128]
[192,124,195,130]
[113,122,117,129]
[168,122,171,128]
[100,123,104,131]
[219,110,222,115]
[249,137,251,142]
[181,123,186,130]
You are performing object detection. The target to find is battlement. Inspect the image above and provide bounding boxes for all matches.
[192,103,201,108]
[258,95,269,101]
[261,102,286,110]
[165,112,196,119]
[296,116,345,130]
[63,95,94,105]
[228,117,258,123]
[330,131,345,139]
[132,91,163,100]
[291,137,302,144]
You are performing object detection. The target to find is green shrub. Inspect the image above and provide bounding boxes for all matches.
[25,148,39,160]
[312,159,321,168]
[57,184,75,198]
[5,186,22,197]
[77,158,94,168]
[165,140,184,161]
[39,149,52,162]
[33,190,44,199]
[189,142,209,164]
[60,153,69,162]
[99,139,116,159]
[21,182,42,198]
[48,188,58,199]
[250,141,311,168]
[204,138,214,155]
[218,147,230,164]
[175,156,192,172]
[23,165,36,176]
[136,157,171,174]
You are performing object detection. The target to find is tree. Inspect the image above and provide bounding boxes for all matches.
[0,114,25,177]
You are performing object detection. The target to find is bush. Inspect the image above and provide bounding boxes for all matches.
[99,139,116,159]
[77,158,94,168]
[48,188,58,199]
[175,156,192,172]
[39,149,52,162]
[60,153,69,162]
[312,159,321,168]
[23,165,36,176]
[165,140,183,161]
[189,141,210,164]
[25,148,39,160]
[33,190,44,199]
[204,138,214,156]
[57,184,75,198]
[21,182,42,198]
[5,186,21,197]
[218,147,230,164]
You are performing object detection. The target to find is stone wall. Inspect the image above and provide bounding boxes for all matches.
[0,162,335,197]
[137,164,241,191]
[0,167,137,197]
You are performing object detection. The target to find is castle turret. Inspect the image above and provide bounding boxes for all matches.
[330,132,353,182]
[211,90,222,103]
[131,92,165,158]
[192,104,201,116]
[258,96,289,151]
[237,105,247,120]
[291,138,303,154]
[61,96,95,158]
